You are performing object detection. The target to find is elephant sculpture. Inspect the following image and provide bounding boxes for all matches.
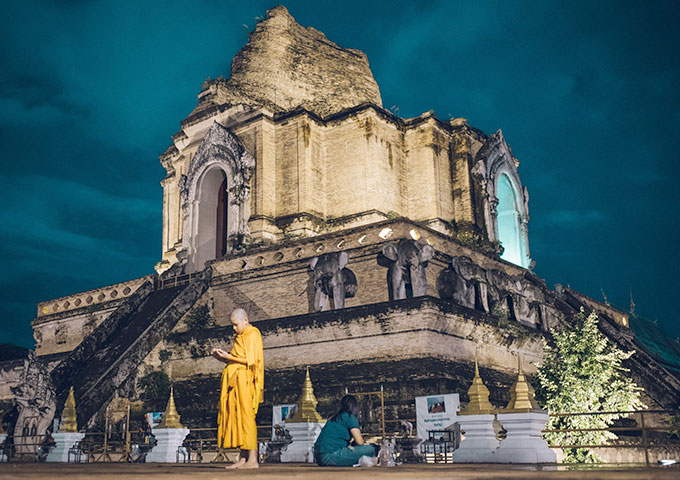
[309,251,357,312]
[485,269,521,320]
[436,257,556,329]
[380,239,435,300]
[436,256,489,312]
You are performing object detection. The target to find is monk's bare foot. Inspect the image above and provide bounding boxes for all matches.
[225,458,246,469]
[237,461,259,469]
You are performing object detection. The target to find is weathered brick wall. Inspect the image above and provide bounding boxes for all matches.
[35,220,529,359]
[32,307,115,357]
[223,6,382,117]
[144,296,543,429]
[150,2,523,289]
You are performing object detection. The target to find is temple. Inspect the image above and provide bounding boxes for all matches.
[1,6,678,452]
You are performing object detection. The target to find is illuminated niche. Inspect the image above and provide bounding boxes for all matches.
[496,173,529,268]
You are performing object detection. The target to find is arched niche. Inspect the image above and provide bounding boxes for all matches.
[193,166,228,271]
[496,173,528,267]
[179,122,255,273]
[472,130,532,269]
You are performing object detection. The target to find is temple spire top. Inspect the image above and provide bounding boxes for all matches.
[502,355,542,413]
[59,386,78,433]
[158,386,185,429]
[461,354,495,415]
[288,366,324,423]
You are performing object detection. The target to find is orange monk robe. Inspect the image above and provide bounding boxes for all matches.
[217,324,264,450]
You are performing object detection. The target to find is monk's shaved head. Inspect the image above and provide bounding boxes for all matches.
[230,308,250,333]
[231,308,248,322]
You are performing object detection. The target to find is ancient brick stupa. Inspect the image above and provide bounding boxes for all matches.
[4,5,678,444]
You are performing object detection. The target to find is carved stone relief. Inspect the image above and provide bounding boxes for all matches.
[437,256,558,330]
[471,130,531,268]
[10,352,56,456]
[179,122,255,272]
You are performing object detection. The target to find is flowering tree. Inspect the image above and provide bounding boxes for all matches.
[534,309,645,463]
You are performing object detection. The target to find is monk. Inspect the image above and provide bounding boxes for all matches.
[211,308,264,469]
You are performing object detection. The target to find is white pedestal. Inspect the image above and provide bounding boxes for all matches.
[46,432,86,463]
[0,433,7,462]
[452,414,499,463]
[146,428,190,463]
[280,422,324,463]
[494,412,556,464]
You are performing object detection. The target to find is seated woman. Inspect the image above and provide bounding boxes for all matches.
[314,395,377,466]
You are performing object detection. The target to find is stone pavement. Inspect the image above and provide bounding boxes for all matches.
[0,463,679,480]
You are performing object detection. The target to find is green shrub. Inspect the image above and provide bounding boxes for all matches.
[183,304,215,330]
[535,309,645,463]
[137,371,170,410]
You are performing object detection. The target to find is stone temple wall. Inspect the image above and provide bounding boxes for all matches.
[32,219,542,361]
[32,276,152,358]
[154,4,505,275]
[158,102,494,273]
[131,295,545,429]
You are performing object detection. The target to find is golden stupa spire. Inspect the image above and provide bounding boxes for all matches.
[59,386,78,432]
[460,354,495,415]
[157,386,185,429]
[501,355,542,413]
[288,366,324,423]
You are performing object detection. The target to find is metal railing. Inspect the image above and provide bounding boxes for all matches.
[3,409,677,464]
[156,272,195,290]
[543,409,680,466]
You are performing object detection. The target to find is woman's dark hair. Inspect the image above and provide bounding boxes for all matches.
[329,395,360,422]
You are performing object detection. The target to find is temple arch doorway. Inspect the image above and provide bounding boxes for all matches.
[194,166,229,271]
[177,122,255,274]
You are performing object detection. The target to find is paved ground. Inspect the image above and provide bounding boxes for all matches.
[0,463,679,480]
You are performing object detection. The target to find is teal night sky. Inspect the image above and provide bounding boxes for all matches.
[1,1,678,348]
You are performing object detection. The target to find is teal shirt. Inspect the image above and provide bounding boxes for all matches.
[314,412,360,454]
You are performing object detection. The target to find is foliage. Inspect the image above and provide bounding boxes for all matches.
[670,407,680,441]
[183,304,215,330]
[491,304,509,324]
[201,75,226,90]
[535,309,645,463]
[449,227,504,256]
[137,371,170,410]
[158,349,172,363]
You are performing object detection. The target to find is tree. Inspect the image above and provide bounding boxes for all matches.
[534,309,645,463]
[137,371,170,411]
[183,304,215,330]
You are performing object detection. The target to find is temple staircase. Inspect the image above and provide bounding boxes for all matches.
[49,268,212,428]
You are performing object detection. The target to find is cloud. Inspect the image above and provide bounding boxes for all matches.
[1,0,679,346]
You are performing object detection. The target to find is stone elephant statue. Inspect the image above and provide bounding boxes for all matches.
[309,251,357,312]
[436,256,489,312]
[380,239,435,300]
[485,269,519,320]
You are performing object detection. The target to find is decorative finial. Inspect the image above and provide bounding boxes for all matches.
[157,386,185,429]
[501,354,542,413]
[601,288,610,306]
[460,354,495,415]
[59,386,78,432]
[629,285,636,315]
[288,366,324,423]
